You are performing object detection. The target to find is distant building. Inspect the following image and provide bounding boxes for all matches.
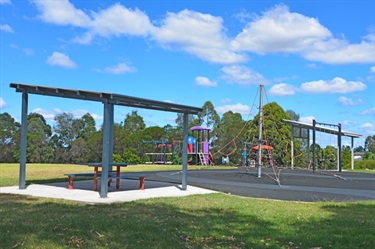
[354,152,365,161]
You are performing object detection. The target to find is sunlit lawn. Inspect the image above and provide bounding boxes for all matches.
[0,163,234,187]
[1,163,374,248]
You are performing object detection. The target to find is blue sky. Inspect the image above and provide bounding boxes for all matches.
[1,0,374,148]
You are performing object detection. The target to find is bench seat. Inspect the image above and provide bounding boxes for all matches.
[64,173,96,190]
[65,172,146,190]
[97,173,147,190]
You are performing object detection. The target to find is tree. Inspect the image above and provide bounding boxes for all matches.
[285,109,300,121]
[354,146,364,152]
[341,147,351,167]
[123,111,145,134]
[70,137,89,163]
[198,101,220,130]
[214,111,246,164]
[53,113,77,149]
[81,113,96,139]
[0,112,20,162]
[246,102,291,166]
[363,152,375,160]
[364,135,375,153]
[27,116,54,163]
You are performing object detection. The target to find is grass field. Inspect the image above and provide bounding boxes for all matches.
[1,164,374,248]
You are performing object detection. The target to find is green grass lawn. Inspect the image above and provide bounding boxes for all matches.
[1,164,374,248]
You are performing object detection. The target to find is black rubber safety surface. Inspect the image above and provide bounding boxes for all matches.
[146,168,375,202]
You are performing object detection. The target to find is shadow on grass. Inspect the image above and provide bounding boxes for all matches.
[0,193,374,249]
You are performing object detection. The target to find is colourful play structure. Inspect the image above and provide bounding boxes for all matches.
[188,126,214,165]
[142,140,173,164]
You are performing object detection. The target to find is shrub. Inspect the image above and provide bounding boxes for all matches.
[343,160,375,170]
[112,154,122,163]
[122,151,141,164]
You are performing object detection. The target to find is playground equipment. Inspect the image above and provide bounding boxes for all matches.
[142,140,173,164]
[188,126,214,165]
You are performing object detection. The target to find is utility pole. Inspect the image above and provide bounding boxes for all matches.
[257,84,264,178]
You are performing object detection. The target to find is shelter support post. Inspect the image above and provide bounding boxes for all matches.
[181,113,188,190]
[351,137,354,170]
[100,100,114,198]
[338,123,342,172]
[312,119,316,172]
[19,92,28,189]
[291,130,294,169]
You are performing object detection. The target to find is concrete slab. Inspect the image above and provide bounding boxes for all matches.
[0,179,217,204]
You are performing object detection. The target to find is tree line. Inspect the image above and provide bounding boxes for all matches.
[1,100,374,166]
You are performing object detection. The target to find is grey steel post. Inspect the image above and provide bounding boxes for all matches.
[182,112,188,190]
[19,91,28,189]
[100,100,112,197]
[351,137,354,170]
[257,84,263,178]
[291,128,294,169]
[312,119,316,172]
[108,104,114,173]
[338,123,342,172]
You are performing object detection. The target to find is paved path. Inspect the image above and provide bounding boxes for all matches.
[146,168,375,202]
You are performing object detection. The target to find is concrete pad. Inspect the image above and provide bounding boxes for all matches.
[0,179,216,204]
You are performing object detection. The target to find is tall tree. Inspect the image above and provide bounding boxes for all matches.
[364,135,375,153]
[0,112,20,162]
[246,102,291,166]
[81,113,96,139]
[214,111,246,164]
[27,115,54,163]
[123,111,145,134]
[53,112,76,149]
[285,109,300,121]
[198,101,220,130]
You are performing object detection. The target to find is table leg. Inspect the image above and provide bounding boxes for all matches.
[116,166,120,189]
[94,166,98,191]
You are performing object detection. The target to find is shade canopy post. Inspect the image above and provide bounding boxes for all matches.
[19,91,28,189]
[100,100,114,198]
[181,112,189,190]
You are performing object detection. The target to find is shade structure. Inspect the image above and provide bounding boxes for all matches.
[252,145,274,151]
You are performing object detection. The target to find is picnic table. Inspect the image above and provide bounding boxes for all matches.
[65,163,146,191]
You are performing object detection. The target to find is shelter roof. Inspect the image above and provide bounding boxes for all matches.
[283,119,362,138]
[10,83,203,114]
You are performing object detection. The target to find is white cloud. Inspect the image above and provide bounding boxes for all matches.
[216,103,251,115]
[46,52,77,68]
[360,122,375,135]
[0,97,7,108]
[0,0,11,5]
[153,9,247,64]
[231,5,331,54]
[371,66,375,73]
[220,98,231,104]
[337,96,364,107]
[299,116,315,124]
[195,76,217,87]
[23,48,34,56]
[164,100,176,104]
[221,65,266,85]
[30,0,91,27]
[0,24,14,33]
[32,108,103,121]
[300,77,366,94]
[268,83,295,96]
[98,63,137,74]
[304,36,375,64]
[32,108,57,120]
[231,4,374,64]
[359,107,375,116]
[90,4,153,38]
